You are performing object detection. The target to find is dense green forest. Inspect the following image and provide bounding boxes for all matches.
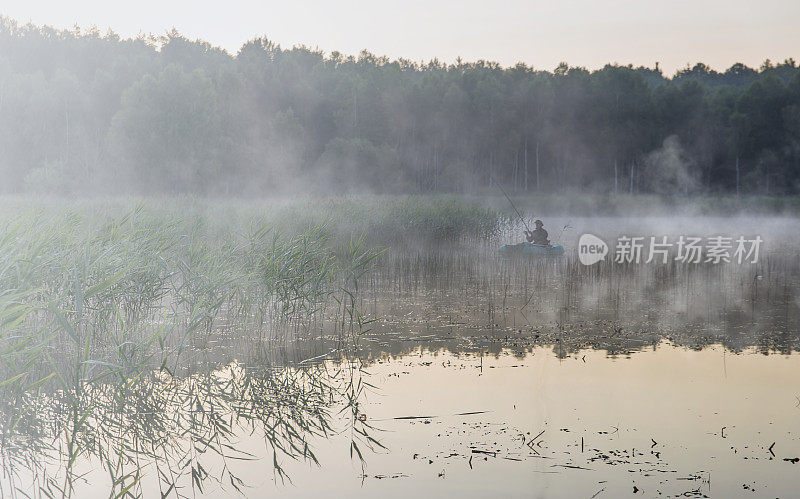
[1,17,799,196]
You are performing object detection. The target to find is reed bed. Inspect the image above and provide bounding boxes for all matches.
[7,196,797,497]
[0,195,505,498]
[363,219,800,358]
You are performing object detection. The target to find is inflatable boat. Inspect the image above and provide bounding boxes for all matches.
[498,242,565,256]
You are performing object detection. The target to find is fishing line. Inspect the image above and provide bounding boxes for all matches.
[490,176,531,233]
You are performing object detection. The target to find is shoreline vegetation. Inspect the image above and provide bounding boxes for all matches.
[0,197,395,496]
[3,194,800,222]
[0,196,505,246]
[493,192,800,216]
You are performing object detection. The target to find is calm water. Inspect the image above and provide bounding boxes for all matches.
[3,216,800,497]
[275,344,800,498]
[32,344,800,497]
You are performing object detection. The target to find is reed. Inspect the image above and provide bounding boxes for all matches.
[0,196,440,497]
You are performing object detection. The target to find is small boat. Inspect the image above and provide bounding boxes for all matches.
[498,242,565,256]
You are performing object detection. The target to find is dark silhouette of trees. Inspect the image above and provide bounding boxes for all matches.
[0,17,798,196]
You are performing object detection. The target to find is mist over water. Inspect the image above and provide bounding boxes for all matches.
[0,17,799,197]
[0,8,799,499]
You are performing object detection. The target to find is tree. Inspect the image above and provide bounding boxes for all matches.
[0,17,798,196]
[108,64,221,193]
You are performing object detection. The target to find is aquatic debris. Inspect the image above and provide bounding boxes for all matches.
[551,464,593,471]
[526,429,546,449]
[362,473,409,479]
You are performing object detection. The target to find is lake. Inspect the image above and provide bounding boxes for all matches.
[2,213,799,498]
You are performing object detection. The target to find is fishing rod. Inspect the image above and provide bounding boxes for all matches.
[491,176,531,233]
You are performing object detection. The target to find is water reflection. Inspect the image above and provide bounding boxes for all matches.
[5,338,800,497]
[369,230,800,356]
[3,216,800,496]
[0,354,377,497]
[279,344,800,498]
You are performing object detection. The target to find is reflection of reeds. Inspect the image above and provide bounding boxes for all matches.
[15,360,356,496]
[0,199,415,497]
[366,233,800,357]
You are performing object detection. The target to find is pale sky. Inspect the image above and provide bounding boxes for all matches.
[2,0,798,75]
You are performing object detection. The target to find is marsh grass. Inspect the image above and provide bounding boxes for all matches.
[10,196,797,496]
[0,195,505,497]
[363,219,800,359]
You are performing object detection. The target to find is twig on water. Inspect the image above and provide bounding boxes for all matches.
[551,464,593,471]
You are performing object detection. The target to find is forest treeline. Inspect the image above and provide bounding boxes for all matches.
[1,18,799,196]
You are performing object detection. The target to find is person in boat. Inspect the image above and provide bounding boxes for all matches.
[524,220,550,246]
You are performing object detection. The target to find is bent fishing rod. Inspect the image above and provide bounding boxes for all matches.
[490,175,531,233]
